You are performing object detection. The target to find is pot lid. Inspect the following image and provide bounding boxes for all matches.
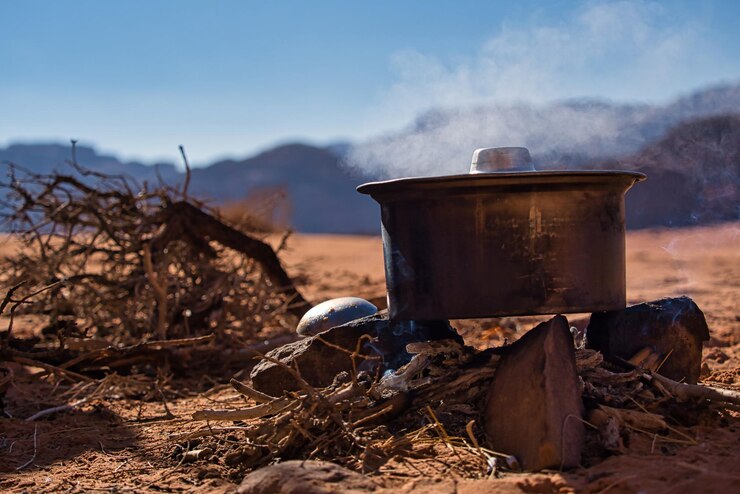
[357,147,646,196]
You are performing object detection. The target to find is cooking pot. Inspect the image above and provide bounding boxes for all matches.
[357,147,645,321]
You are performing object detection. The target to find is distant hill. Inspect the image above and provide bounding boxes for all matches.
[188,144,378,233]
[0,141,380,234]
[1,83,738,232]
[614,115,740,228]
[0,143,180,184]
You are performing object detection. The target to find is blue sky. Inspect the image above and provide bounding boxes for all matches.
[1,0,739,165]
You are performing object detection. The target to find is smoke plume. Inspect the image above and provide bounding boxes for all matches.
[347,1,740,178]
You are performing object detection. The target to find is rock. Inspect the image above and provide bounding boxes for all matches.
[250,313,461,397]
[237,460,377,494]
[586,296,710,384]
[483,315,585,471]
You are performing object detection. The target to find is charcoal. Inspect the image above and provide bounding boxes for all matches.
[586,296,710,384]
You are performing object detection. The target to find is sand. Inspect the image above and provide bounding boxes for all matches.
[0,222,738,493]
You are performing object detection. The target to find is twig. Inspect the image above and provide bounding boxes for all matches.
[192,400,291,421]
[465,420,480,449]
[12,355,94,383]
[4,281,64,340]
[626,425,696,445]
[142,243,168,340]
[230,378,273,404]
[648,372,740,406]
[16,425,38,470]
[59,333,214,370]
[315,333,381,388]
[655,349,674,373]
[178,145,192,202]
[626,395,697,444]
[156,383,176,419]
[0,280,27,315]
[26,398,88,421]
[351,402,395,427]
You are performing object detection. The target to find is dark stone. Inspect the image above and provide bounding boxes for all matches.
[250,313,462,397]
[237,460,377,494]
[484,315,585,471]
[586,296,710,384]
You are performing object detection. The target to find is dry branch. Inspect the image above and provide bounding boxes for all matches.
[230,378,273,403]
[1,150,309,377]
[57,334,215,370]
[142,243,168,340]
[149,201,309,317]
[649,372,740,406]
[25,398,88,421]
[192,399,292,421]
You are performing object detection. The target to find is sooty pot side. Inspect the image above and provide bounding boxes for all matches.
[358,170,645,321]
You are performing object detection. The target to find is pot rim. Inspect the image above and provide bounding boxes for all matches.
[357,170,646,195]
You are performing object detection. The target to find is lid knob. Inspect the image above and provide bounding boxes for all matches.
[470,147,534,173]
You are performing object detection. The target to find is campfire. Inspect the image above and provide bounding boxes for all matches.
[0,146,737,492]
[187,148,739,484]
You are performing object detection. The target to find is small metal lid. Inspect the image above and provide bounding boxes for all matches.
[470,147,534,173]
[296,297,378,337]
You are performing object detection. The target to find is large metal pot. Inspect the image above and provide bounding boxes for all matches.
[357,147,645,321]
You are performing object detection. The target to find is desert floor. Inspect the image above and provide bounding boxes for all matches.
[0,222,738,493]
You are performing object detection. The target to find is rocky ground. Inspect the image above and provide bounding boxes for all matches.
[0,222,738,493]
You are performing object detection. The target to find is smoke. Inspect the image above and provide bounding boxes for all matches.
[349,102,653,177]
[347,1,738,178]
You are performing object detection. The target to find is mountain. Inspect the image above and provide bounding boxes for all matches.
[0,141,380,234]
[188,144,378,233]
[1,83,738,232]
[0,143,180,184]
[615,115,740,228]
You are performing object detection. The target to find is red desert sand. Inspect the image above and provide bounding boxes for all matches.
[0,222,738,493]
